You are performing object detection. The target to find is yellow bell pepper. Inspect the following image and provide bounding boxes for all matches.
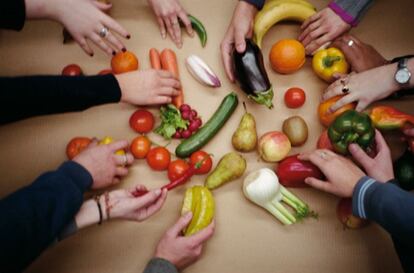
[312,47,349,83]
[181,186,215,236]
[99,136,125,156]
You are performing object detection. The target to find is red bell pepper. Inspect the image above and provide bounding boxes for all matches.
[370,106,414,130]
[275,154,324,188]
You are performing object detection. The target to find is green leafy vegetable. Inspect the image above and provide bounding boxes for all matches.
[155,104,188,139]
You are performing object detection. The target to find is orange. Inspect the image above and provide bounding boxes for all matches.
[318,95,356,127]
[269,39,305,74]
[111,51,139,74]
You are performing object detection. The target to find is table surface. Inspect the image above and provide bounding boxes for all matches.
[1,0,413,272]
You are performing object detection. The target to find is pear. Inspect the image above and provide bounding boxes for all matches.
[205,152,246,190]
[232,104,257,152]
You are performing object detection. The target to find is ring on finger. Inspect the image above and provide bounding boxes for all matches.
[347,40,354,47]
[342,85,350,94]
[99,27,109,38]
[319,151,328,159]
[121,154,128,165]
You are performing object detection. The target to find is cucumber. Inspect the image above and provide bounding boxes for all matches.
[175,92,238,158]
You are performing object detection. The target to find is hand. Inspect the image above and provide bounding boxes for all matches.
[298,149,365,197]
[331,35,388,73]
[148,0,193,48]
[299,7,351,55]
[220,1,257,82]
[73,139,134,189]
[154,212,215,270]
[47,0,130,56]
[116,69,181,105]
[322,63,399,112]
[105,186,167,221]
[349,130,394,182]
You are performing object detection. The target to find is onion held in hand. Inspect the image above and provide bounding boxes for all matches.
[258,131,291,162]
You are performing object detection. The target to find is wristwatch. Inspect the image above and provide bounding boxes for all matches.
[395,57,412,85]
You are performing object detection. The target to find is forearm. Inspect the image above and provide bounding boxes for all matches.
[0,74,121,124]
[329,0,373,26]
[0,161,92,273]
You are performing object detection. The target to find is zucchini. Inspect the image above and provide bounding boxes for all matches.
[175,92,239,158]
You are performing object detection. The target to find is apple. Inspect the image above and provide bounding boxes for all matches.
[317,129,334,151]
[258,131,291,162]
[336,198,369,229]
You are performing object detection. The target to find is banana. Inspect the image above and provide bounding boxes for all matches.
[254,1,317,48]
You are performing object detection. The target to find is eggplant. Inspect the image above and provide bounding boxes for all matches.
[233,39,273,109]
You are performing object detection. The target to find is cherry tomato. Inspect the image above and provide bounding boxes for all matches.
[284,87,306,108]
[98,69,112,75]
[147,147,171,171]
[129,109,155,134]
[62,64,83,76]
[190,151,212,175]
[168,159,190,182]
[130,135,151,159]
[66,137,91,159]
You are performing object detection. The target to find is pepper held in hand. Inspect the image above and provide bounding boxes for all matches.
[181,186,215,236]
[328,110,375,155]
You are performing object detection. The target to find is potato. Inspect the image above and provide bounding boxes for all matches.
[282,116,308,146]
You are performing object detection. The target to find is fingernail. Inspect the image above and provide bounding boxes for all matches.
[126,34,131,39]
[112,51,116,56]
[185,212,192,218]
[122,47,126,52]
[161,32,166,39]
[90,53,94,57]
[304,178,310,184]
[154,189,161,196]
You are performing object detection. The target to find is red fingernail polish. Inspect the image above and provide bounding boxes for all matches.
[112,51,116,56]
[126,35,131,39]
[122,47,126,52]
[90,53,94,57]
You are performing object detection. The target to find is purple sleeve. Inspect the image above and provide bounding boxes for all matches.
[328,0,374,27]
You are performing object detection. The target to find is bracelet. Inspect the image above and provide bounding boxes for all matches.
[94,195,103,225]
[104,191,112,220]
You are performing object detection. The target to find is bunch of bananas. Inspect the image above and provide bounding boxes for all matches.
[253,0,317,48]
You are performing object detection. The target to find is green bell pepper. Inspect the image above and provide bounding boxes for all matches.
[328,110,375,155]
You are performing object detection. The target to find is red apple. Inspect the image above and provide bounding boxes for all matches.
[317,130,334,151]
[336,198,369,229]
[258,131,291,162]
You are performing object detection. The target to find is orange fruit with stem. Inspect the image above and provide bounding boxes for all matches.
[111,51,139,74]
[269,39,305,74]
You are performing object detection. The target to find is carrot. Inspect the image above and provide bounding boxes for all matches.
[149,48,162,70]
[160,48,183,108]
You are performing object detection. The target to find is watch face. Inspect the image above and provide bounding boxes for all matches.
[396,69,411,84]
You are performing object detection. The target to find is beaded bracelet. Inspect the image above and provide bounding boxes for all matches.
[94,195,103,225]
[104,191,112,220]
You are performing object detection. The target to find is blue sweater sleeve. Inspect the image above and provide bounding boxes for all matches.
[0,161,92,273]
[240,0,265,10]
[352,176,414,272]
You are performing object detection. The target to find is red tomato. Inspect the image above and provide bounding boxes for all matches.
[147,147,171,171]
[98,69,112,75]
[190,151,212,175]
[66,137,91,159]
[168,159,190,182]
[130,135,151,159]
[284,87,306,108]
[62,64,83,76]
[129,109,155,134]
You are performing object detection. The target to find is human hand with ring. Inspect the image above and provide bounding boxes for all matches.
[298,149,365,197]
[332,34,388,73]
[322,62,400,112]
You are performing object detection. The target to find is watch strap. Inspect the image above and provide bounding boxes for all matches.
[398,58,408,69]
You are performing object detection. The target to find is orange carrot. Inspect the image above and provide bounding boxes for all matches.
[149,48,162,70]
[160,49,183,108]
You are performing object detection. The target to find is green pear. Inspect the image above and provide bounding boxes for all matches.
[205,152,246,190]
[232,111,257,152]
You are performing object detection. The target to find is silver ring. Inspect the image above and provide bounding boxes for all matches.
[347,40,354,47]
[342,85,350,94]
[122,154,128,165]
[319,151,328,159]
[99,27,109,38]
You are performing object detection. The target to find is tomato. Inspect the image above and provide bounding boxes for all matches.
[190,151,212,175]
[66,137,91,159]
[62,64,83,76]
[98,69,112,75]
[168,159,190,182]
[147,147,171,171]
[316,130,334,151]
[111,51,139,74]
[129,109,155,134]
[130,135,151,159]
[318,95,356,127]
[284,87,306,108]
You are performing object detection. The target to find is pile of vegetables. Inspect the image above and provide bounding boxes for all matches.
[155,104,188,139]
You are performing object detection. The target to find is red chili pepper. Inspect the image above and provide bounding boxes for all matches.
[275,154,324,188]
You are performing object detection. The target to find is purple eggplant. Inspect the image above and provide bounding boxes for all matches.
[232,39,273,109]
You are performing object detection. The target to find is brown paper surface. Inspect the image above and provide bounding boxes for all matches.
[0,0,413,272]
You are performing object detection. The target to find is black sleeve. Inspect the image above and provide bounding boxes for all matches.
[0,161,92,273]
[240,0,264,10]
[0,74,121,124]
[0,0,26,30]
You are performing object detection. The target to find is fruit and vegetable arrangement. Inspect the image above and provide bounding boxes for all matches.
[60,0,414,237]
